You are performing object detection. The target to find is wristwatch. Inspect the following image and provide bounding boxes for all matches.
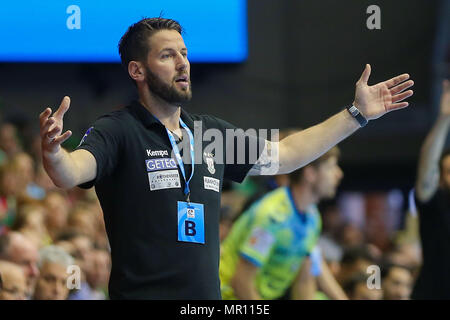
[346,104,368,128]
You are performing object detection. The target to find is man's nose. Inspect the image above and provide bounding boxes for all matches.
[55,282,65,297]
[176,54,188,71]
[337,166,344,180]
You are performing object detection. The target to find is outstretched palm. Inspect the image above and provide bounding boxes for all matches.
[354,64,414,120]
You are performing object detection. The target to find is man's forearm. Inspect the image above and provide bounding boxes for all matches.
[42,149,81,189]
[317,260,348,300]
[279,109,360,174]
[291,258,317,300]
[416,115,450,197]
[231,278,262,300]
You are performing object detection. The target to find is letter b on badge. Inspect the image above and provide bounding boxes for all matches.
[185,221,196,236]
[177,201,205,244]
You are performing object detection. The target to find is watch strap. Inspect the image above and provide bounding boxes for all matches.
[346,105,368,127]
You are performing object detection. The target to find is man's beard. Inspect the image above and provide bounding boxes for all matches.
[145,66,192,104]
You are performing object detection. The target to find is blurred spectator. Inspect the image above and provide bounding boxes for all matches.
[54,230,92,274]
[85,248,111,300]
[0,260,27,300]
[44,191,70,241]
[0,123,21,160]
[54,240,76,258]
[54,229,103,300]
[10,152,43,200]
[0,231,40,297]
[365,193,392,251]
[67,204,98,240]
[337,245,379,286]
[384,243,421,272]
[343,273,382,300]
[85,199,109,250]
[0,161,20,230]
[381,262,413,300]
[318,202,344,278]
[337,223,365,249]
[12,203,51,248]
[33,245,74,300]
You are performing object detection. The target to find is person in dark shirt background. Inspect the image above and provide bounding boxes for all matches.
[414,79,450,299]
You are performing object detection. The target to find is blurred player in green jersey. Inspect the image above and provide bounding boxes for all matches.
[220,147,347,300]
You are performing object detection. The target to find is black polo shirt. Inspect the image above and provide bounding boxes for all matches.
[76,100,264,299]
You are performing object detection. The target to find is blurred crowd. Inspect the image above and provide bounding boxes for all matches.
[0,116,422,300]
[0,121,111,300]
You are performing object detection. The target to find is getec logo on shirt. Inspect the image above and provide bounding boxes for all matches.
[145,158,177,172]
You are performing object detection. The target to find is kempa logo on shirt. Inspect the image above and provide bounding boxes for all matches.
[146,149,169,157]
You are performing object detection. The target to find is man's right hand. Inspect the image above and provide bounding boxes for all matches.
[39,96,97,189]
[39,96,73,156]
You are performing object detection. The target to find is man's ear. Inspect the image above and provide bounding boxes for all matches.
[303,165,318,184]
[128,61,145,83]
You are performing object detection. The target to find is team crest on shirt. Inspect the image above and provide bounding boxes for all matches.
[204,152,215,174]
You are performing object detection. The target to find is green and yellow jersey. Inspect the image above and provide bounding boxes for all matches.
[220,186,322,300]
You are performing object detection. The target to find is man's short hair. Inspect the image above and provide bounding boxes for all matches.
[38,245,74,269]
[289,147,341,185]
[380,261,413,280]
[341,245,378,266]
[118,17,183,72]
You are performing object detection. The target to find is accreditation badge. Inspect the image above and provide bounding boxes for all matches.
[177,201,205,244]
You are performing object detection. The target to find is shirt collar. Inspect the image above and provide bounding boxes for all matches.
[130,100,195,130]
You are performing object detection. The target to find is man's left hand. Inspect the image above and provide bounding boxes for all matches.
[353,64,414,120]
